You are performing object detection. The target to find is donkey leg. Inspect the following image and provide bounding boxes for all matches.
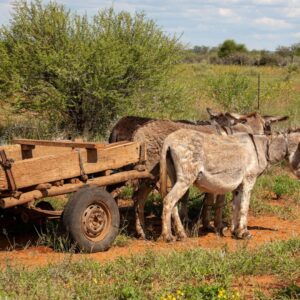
[232,179,256,239]
[167,158,189,240]
[134,181,154,239]
[179,190,191,223]
[160,181,190,242]
[231,186,242,235]
[214,195,228,236]
[172,206,188,240]
[202,193,215,231]
[171,190,190,240]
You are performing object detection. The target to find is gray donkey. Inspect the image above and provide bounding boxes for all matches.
[160,129,300,242]
[109,110,288,238]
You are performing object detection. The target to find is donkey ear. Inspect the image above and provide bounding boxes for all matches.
[263,115,289,124]
[207,107,222,118]
[223,112,248,125]
[226,112,259,120]
[225,112,246,120]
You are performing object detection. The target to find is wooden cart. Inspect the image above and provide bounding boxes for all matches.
[0,139,151,252]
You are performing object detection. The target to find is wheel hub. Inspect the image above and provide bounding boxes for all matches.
[82,204,108,238]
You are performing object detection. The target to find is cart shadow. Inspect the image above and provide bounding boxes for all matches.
[0,204,278,252]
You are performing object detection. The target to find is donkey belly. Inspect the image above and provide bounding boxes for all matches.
[194,168,243,194]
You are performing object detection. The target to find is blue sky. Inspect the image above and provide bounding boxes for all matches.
[1,0,300,50]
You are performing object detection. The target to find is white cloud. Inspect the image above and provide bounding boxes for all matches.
[218,8,234,17]
[254,17,293,29]
[284,7,300,18]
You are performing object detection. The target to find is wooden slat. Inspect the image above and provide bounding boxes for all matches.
[0,144,23,161]
[0,144,74,161]
[0,170,152,208]
[12,139,106,149]
[0,142,142,190]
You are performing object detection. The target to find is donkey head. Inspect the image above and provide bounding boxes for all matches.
[207,108,288,134]
[287,131,300,178]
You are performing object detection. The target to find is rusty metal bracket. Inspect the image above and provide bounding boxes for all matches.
[0,149,17,191]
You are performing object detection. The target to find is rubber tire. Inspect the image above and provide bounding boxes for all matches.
[63,187,120,253]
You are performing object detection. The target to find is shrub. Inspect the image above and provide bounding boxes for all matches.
[0,0,182,137]
[222,52,255,66]
[257,52,288,67]
[206,72,256,112]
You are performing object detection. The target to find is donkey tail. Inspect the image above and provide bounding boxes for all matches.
[160,141,170,199]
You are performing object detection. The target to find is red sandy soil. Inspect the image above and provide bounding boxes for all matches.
[0,214,299,269]
[233,275,300,299]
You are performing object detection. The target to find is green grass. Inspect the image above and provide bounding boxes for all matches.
[36,196,68,211]
[250,197,295,220]
[35,221,76,252]
[0,238,299,299]
[161,64,300,128]
[272,175,300,201]
[249,166,300,219]
[276,283,300,299]
[1,63,300,299]
[1,64,300,142]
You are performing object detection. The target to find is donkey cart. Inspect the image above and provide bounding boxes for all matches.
[0,139,150,252]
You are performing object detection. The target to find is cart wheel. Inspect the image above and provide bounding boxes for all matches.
[63,187,120,253]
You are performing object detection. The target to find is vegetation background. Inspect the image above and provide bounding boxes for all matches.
[0,0,300,142]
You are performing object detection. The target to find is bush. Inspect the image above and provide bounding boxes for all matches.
[222,52,254,66]
[257,52,288,67]
[206,72,256,112]
[0,0,182,137]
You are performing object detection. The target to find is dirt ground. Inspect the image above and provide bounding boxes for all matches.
[0,198,299,299]
[0,212,299,269]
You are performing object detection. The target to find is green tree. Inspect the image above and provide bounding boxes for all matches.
[218,39,247,58]
[275,43,300,64]
[0,0,181,136]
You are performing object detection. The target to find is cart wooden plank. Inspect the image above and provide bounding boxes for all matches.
[0,142,143,191]
[0,144,74,161]
[13,139,106,149]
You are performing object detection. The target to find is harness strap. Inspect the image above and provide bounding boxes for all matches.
[249,133,261,166]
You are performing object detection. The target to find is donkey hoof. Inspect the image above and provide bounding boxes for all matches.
[158,234,176,243]
[216,225,228,237]
[242,231,253,240]
[233,229,252,240]
[136,232,146,240]
[177,232,188,241]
